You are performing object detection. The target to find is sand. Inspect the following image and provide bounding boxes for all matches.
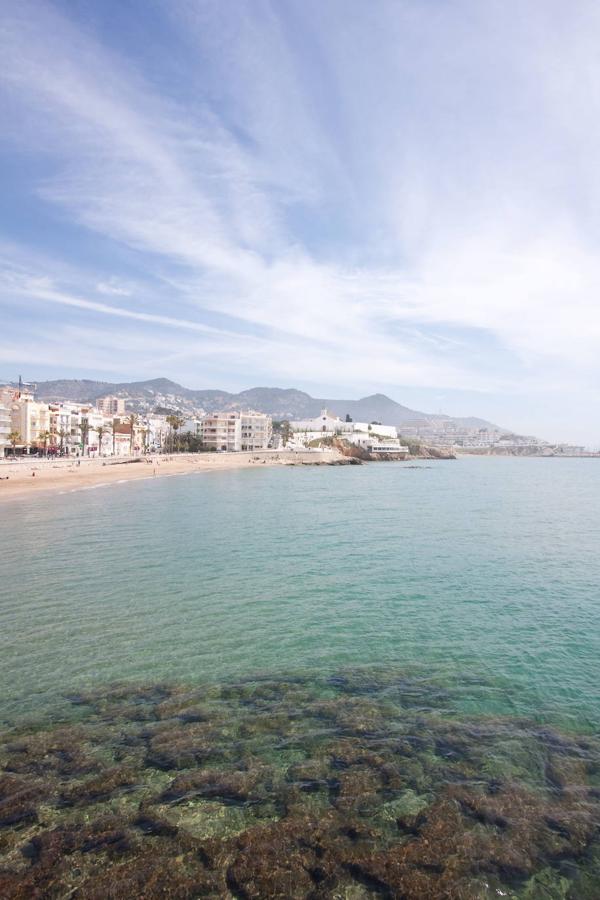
[0,450,341,502]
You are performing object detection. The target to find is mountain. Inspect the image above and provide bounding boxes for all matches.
[32,377,501,431]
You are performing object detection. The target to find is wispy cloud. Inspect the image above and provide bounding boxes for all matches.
[1,0,600,440]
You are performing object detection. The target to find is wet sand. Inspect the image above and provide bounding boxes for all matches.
[0,450,341,501]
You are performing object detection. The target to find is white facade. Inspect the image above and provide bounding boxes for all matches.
[346,433,408,453]
[240,412,272,450]
[290,409,351,434]
[0,387,13,454]
[290,410,402,450]
[145,415,169,451]
[200,411,272,451]
[9,393,50,451]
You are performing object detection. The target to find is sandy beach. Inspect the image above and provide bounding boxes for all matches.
[0,449,343,501]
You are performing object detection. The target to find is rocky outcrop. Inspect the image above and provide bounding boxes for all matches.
[409,445,456,460]
[332,437,455,461]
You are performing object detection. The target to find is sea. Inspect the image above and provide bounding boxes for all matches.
[1,457,600,897]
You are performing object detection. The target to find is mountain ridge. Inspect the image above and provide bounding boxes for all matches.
[31,377,500,431]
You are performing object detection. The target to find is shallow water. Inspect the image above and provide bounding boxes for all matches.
[1,458,600,896]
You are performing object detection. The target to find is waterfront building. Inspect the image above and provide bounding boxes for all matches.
[289,410,402,450]
[346,432,409,454]
[110,415,149,455]
[145,415,169,451]
[0,407,10,453]
[10,393,50,452]
[0,387,14,454]
[240,412,272,451]
[290,408,352,435]
[200,411,272,452]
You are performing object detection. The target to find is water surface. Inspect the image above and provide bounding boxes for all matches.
[1,458,600,897]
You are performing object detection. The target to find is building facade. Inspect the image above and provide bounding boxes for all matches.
[200,411,272,452]
[10,393,50,451]
[96,395,126,416]
[240,412,272,451]
[290,409,351,435]
[0,387,14,454]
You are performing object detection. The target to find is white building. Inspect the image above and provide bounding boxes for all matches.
[290,409,351,435]
[289,409,404,451]
[346,433,409,454]
[9,391,50,452]
[240,412,272,450]
[145,415,169,451]
[200,410,272,452]
[0,387,14,454]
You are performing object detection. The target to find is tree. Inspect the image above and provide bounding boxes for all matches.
[79,418,90,456]
[127,414,138,455]
[8,430,20,456]
[166,414,185,452]
[58,428,68,455]
[281,420,291,447]
[37,430,51,457]
[96,424,107,457]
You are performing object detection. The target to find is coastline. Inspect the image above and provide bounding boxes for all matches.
[0,450,348,501]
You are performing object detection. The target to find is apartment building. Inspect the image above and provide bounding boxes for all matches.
[201,413,241,451]
[96,395,126,416]
[200,411,272,452]
[10,392,50,450]
[240,412,272,451]
[0,387,13,454]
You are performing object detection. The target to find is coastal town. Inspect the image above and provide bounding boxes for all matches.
[0,379,411,460]
[0,380,273,459]
[0,377,594,462]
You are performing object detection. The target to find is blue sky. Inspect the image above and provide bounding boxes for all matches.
[1,0,600,443]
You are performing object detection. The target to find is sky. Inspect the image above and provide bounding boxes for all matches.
[1,0,600,444]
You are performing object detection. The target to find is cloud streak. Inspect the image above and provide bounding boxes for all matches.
[1,0,600,440]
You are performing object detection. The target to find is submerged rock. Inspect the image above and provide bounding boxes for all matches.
[1,667,600,897]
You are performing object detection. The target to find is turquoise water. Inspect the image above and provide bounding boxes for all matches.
[2,458,600,898]
[1,457,599,728]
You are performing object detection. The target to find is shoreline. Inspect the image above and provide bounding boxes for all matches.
[0,450,349,502]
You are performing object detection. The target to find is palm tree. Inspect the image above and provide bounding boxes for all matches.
[96,424,107,458]
[79,418,90,457]
[127,413,138,455]
[166,414,185,452]
[58,428,68,456]
[37,430,51,457]
[8,430,20,457]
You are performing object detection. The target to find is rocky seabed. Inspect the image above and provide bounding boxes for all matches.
[1,667,600,898]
